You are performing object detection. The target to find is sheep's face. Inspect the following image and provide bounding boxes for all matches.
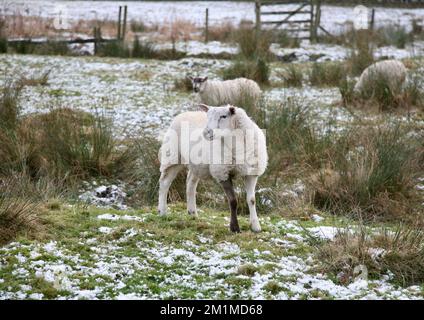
[200,104,236,141]
[189,76,208,93]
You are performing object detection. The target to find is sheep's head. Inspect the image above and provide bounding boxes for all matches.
[188,76,208,93]
[199,104,236,141]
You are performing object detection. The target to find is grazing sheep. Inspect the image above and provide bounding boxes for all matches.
[354,59,407,95]
[158,104,268,233]
[188,76,262,108]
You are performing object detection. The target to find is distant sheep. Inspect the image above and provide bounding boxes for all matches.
[188,76,262,108]
[354,60,407,95]
[158,104,268,233]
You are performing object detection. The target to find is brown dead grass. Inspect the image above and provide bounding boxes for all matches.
[207,21,235,42]
[0,176,44,245]
[1,13,120,39]
[312,224,424,286]
[158,18,198,42]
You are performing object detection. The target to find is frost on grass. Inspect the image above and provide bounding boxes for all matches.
[97,213,144,223]
[1,213,422,300]
[307,226,340,241]
[0,54,346,139]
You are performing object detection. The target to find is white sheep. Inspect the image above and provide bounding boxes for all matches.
[158,104,268,233]
[188,76,262,108]
[354,59,407,95]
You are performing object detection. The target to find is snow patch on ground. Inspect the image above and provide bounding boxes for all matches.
[308,226,340,240]
[79,185,128,210]
[7,1,424,34]
[97,213,144,223]
[0,215,422,300]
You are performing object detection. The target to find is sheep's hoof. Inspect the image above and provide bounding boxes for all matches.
[250,224,262,233]
[230,223,241,233]
[187,210,198,217]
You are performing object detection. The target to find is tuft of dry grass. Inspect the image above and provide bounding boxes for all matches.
[123,131,186,206]
[272,29,300,48]
[347,30,375,76]
[309,62,345,87]
[206,22,235,42]
[235,27,273,61]
[158,18,197,42]
[0,78,146,184]
[130,20,147,33]
[0,176,43,245]
[0,80,23,130]
[280,65,303,87]
[18,71,50,87]
[308,125,423,221]
[173,75,193,92]
[222,57,270,85]
[374,24,412,49]
[237,264,258,277]
[261,99,423,222]
[312,224,424,286]
[131,37,157,59]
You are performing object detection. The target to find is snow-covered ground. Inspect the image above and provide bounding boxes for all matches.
[0,53,352,136]
[0,35,423,299]
[3,1,424,34]
[0,210,422,300]
[156,39,424,62]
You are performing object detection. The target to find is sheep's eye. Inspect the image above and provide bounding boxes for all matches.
[221,115,227,119]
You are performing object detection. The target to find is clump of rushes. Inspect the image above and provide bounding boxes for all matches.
[374,24,412,49]
[123,131,186,206]
[235,27,272,60]
[273,30,300,48]
[309,124,423,221]
[97,40,130,58]
[222,58,269,85]
[222,27,271,86]
[347,30,375,76]
[312,224,424,286]
[0,176,42,245]
[281,65,303,87]
[173,75,193,92]
[0,78,146,183]
[130,20,147,33]
[309,62,345,87]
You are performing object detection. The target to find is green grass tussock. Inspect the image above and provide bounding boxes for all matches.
[312,224,424,286]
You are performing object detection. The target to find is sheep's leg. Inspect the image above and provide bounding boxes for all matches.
[158,165,183,216]
[245,175,261,233]
[220,178,240,233]
[186,170,200,216]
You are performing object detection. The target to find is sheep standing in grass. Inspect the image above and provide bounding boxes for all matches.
[189,76,262,111]
[158,104,267,233]
[354,60,407,95]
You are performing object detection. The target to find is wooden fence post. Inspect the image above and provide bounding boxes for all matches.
[94,27,98,55]
[117,6,122,40]
[370,8,375,31]
[255,0,261,36]
[122,5,128,41]
[310,1,315,42]
[313,0,321,42]
[205,8,209,43]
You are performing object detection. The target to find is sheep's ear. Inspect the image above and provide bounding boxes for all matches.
[199,104,209,112]
[202,77,208,82]
[229,106,236,115]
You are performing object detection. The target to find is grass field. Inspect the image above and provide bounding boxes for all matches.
[1,3,424,299]
[1,203,423,300]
